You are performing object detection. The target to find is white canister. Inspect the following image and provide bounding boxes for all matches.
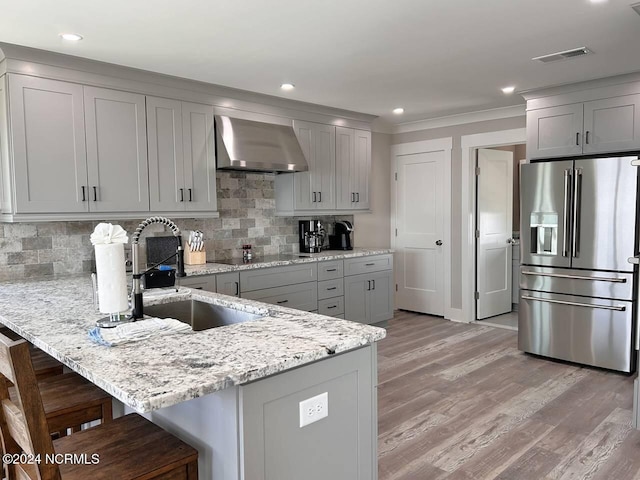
[94,243,128,314]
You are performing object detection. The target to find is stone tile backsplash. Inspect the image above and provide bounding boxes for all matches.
[0,171,353,281]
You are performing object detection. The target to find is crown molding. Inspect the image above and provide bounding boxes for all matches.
[393,104,526,134]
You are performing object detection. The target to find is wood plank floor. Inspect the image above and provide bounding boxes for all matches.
[378,311,640,480]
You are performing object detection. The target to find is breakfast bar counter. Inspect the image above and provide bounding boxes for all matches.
[0,274,385,479]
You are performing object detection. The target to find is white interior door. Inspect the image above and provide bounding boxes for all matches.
[394,151,445,315]
[476,148,513,320]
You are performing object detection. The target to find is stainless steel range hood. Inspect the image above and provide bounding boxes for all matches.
[215,115,308,172]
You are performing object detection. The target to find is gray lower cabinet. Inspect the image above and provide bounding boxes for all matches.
[243,282,318,312]
[240,345,376,480]
[179,274,216,292]
[216,272,240,297]
[343,254,394,325]
[147,97,217,213]
[83,86,149,212]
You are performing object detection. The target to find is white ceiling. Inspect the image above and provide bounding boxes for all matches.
[1,0,640,124]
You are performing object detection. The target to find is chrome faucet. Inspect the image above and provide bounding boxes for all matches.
[131,217,186,319]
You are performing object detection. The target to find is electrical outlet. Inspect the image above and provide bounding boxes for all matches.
[299,392,328,428]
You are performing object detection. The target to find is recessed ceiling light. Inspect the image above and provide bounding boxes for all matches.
[60,33,83,41]
[393,107,404,115]
[280,83,295,91]
[501,86,516,94]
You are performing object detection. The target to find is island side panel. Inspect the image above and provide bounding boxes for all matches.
[239,345,376,480]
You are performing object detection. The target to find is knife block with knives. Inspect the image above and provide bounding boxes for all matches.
[185,230,206,265]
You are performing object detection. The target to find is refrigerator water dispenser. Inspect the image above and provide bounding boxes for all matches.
[529,212,558,255]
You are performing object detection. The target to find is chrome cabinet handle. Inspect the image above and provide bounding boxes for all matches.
[356,192,360,202]
[312,192,317,203]
[180,188,184,202]
[318,191,322,202]
[92,186,97,202]
[327,287,337,291]
[366,280,371,290]
[81,186,86,202]
[326,268,337,272]
[371,279,375,290]
[562,169,571,257]
[436,240,443,246]
[572,168,582,258]
[585,131,590,145]
[521,270,626,283]
[365,263,375,266]
[351,192,355,202]
[188,188,193,202]
[522,295,625,311]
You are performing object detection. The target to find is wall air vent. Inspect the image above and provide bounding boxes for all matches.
[532,47,592,64]
[632,2,640,16]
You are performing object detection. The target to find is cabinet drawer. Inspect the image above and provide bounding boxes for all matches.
[318,260,344,281]
[318,278,344,300]
[179,274,216,292]
[318,297,344,316]
[240,263,317,292]
[242,281,318,312]
[344,255,392,276]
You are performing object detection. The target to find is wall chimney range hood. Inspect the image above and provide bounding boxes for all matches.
[215,115,308,173]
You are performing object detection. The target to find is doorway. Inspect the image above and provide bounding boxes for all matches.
[475,144,525,329]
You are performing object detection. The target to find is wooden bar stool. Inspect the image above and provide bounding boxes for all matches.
[0,335,198,480]
[0,328,112,436]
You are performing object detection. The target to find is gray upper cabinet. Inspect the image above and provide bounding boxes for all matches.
[527,94,640,159]
[147,96,184,212]
[182,102,216,211]
[293,120,336,210]
[336,127,370,210]
[147,97,216,212]
[527,104,584,159]
[84,86,149,212]
[583,94,640,154]
[8,75,88,213]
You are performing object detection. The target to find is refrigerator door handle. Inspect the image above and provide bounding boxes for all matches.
[521,270,627,283]
[572,168,582,258]
[563,168,572,257]
[522,295,626,311]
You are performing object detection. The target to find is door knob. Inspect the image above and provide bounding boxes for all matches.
[507,238,513,244]
[435,240,443,246]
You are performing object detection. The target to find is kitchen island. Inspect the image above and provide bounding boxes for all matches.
[0,274,385,480]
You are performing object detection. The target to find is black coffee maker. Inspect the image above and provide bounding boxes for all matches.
[299,220,325,253]
[329,221,353,250]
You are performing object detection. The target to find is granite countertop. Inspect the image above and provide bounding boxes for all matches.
[184,248,393,276]
[0,274,386,413]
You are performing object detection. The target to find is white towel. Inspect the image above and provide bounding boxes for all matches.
[89,318,191,346]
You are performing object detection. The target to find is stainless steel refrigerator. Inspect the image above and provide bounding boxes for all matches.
[519,155,639,373]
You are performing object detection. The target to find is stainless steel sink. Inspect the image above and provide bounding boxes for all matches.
[143,300,263,331]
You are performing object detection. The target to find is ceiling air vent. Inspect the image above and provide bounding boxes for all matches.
[532,47,592,64]
[632,2,640,16]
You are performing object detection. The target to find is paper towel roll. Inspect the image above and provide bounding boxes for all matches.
[95,243,128,314]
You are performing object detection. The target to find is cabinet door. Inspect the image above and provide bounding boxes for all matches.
[182,102,217,211]
[293,121,315,210]
[335,127,354,210]
[293,121,336,210]
[84,86,149,212]
[9,75,88,213]
[315,123,336,209]
[352,129,371,210]
[147,96,184,212]
[527,104,584,159]
[344,274,369,324]
[583,94,640,154]
[216,272,240,297]
[368,270,393,324]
